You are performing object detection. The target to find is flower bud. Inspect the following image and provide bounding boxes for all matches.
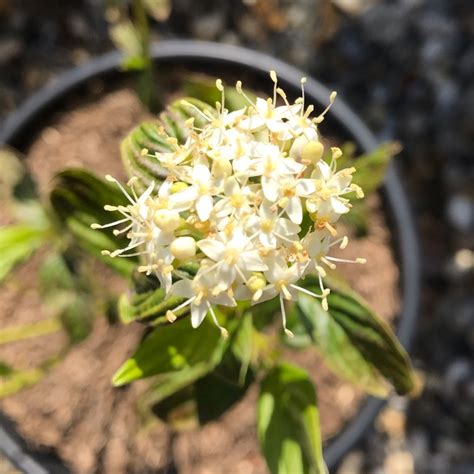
[302,141,324,165]
[154,209,181,232]
[171,182,188,194]
[247,272,266,293]
[212,157,232,177]
[170,236,197,260]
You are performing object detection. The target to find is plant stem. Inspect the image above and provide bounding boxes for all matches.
[133,0,161,112]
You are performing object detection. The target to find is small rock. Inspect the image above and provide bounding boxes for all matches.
[191,11,225,40]
[446,194,474,233]
[384,450,415,474]
[0,38,22,65]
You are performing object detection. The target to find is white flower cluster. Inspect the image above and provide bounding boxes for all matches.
[94,72,366,337]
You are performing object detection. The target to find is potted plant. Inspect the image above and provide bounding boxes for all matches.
[0,40,420,474]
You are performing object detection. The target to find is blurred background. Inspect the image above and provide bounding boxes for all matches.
[0,0,473,473]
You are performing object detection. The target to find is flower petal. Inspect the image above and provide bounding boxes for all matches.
[240,250,268,271]
[171,279,193,298]
[191,302,208,328]
[330,196,350,214]
[196,195,214,221]
[286,196,303,224]
[197,238,225,261]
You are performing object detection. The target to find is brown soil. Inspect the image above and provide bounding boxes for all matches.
[0,88,399,473]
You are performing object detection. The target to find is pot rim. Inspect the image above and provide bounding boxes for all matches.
[0,39,420,473]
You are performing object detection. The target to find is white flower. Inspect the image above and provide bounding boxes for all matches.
[213,177,256,220]
[169,159,218,221]
[97,72,366,335]
[306,161,355,224]
[276,176,316,224]
[171,269,236,332]
[246,200,300,248]
[197,227,268,287]
[252,143,305,202]
[238,97,299,133]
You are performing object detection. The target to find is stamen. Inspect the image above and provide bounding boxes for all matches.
[314,91,337,124]
[180,100,211,122]
[326,256,367,264]
[110,240,145,258]
[281,284,292,300]
[324,221,338,236]
[171,297,195,314]
[321,256,337,269]
[270,70,278,105]
[90,216,129,229]
[235,81,256,107]
[216,79,226,118]
[280,293,294,337]
[290,284,325,299]
[207,303,228,338]
[300,77,307,117]
[105,175,136,205]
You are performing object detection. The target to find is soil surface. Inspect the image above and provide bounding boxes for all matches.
[0,89,399,474]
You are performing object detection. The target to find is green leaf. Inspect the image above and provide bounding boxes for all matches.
[195,349,254,424]
[231,311,254,384]
[336,142,399,235]
[118,286,186,324]
[0,147,38,201]
[0,367,47,399]
[340,200,370,237]
[112,315,227,386]
[144,360,217,409]
[0,355,61,399]
[39,253,75,294]
[59,296,94,343]
[118,264,200,324]
[109,20,143,60]
[296,275,417,396]
[0,318,62,346]
[0,361,14,376]
[258,363,326,474]
[0,224,49,282]
[147,336,254,428]
[351,142,400,196]
[66,218,135,277]
[50,168,126,224]
[50,169,135,276]
[143,0,171,21]
[120,98,214,190]
[282,304,313,350]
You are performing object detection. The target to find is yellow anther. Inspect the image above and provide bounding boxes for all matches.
[331,147,343,159]
[302,141,324,165]
[316,265,327,277]
[171,181,188,193]
[166,310,177,323]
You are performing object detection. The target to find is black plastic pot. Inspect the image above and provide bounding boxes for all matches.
[0,40,420,473]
